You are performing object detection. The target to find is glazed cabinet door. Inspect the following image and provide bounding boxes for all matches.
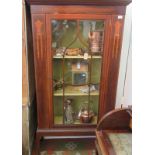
[32,13,124,129]
[46,14,112,127]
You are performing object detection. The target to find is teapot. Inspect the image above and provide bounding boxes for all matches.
[78,101,94,123]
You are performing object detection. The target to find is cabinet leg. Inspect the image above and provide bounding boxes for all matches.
[35,135,40,155]
[95,148,98,155]
[94,140,98,155]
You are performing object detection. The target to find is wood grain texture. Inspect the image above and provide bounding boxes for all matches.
[96,131,116,155]
[26,0,132,6]
[96,108,132,155]
[22,0,28,105]
[99,15,125,117]
[32,14,51,128]
[25,3,36,106]
[45,15,53,128]
[31,5,126,15]
[97,108,132,131]
[98,17,113,120]
[35,127,96,154]
[29,3,131,153]
[32,10,126,129]
[37,127,95,136]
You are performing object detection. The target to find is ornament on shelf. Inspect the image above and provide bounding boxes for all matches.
[53,79,63,91]
[65,48,83,56]
[78,101,95,123]
[55,47,66,56]
[88,30,103,54]
[64,99,75,124]
[80,84,99,94]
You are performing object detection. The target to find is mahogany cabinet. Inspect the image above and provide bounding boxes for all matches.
[26,0,131,153]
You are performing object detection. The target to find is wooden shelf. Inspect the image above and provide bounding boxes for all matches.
[54,85,99,96]
[54,116,97,125]
[53,55,102,59]
[75,116,97,124]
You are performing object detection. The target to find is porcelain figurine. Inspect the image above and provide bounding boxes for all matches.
[55,47,66,56]
[64,99,74,124]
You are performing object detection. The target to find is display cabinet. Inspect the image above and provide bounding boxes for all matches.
[26,0,131,154]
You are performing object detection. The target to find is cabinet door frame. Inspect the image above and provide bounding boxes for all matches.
[46,13,113,128]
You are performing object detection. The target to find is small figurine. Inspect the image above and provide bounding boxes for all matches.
[80,84,99,94]
[64,99,74,124]
[53,79,63,90]
[55,47,66,56]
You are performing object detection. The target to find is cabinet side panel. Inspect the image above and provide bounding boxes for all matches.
[99,15,125,119]
[105,16,125,115]
[99,18,113,119]
[32,14,50,128]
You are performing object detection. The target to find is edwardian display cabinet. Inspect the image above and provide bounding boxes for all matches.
[26,0,131,153]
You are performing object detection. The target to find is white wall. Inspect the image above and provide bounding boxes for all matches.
[116,4,132,108]
[123,41,132,107]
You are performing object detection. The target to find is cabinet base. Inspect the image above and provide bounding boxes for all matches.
[35,127,96,155]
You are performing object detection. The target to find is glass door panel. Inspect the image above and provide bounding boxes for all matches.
[53,59,63,96]
[53,96,63,124]
[64,96,89,125]
[53,58,63,124]
[52,19,104,125]
[88,96,99,124]
[64,59,89,86]
[63,58,89,125]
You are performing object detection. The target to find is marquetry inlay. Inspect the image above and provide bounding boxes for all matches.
[35,20,43,33]
[112,20,122,59]
[35,20,44,60]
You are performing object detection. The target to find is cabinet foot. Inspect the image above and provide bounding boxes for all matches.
[35,134,41,155]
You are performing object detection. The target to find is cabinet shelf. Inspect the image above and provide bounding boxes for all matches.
[53,55,102,59]
[54,115,97,125]
[54,85,99,96]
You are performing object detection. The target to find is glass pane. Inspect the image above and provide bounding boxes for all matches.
[53,59,63,96]
[64,96,89,125]
[91,59,102,84]
[52,20,104,56]
[53,58,63,125]
[51,19,104,125]
[53,97,63,124]
[52,20,77,49]
[64,59,89,85]
[89,96,99,124]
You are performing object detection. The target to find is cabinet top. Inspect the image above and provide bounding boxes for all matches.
[26,0,132,6]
